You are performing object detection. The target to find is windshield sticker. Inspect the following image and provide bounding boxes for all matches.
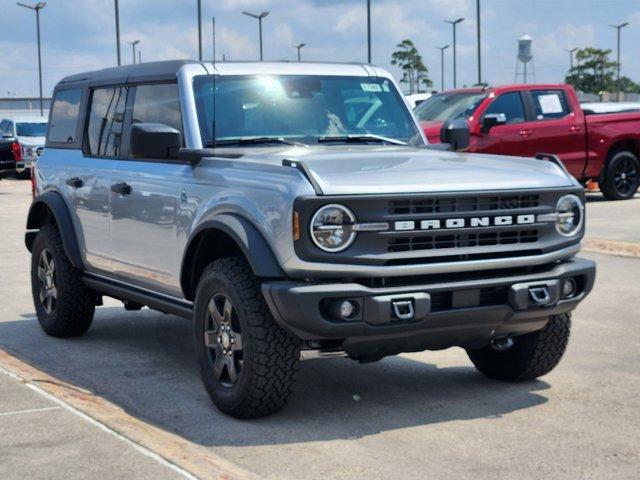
[361,83,383,92]
[381,83,391,92]
[538,94,563,114]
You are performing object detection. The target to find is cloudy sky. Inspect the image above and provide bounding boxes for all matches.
[2,0,639,97]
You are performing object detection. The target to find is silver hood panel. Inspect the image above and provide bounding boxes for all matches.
[236,146,574,196]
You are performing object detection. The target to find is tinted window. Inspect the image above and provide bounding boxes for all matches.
[17,122,47,137]
[193,75,422,146]
[85,87,128,157]
[531,90,571,120]
[415,92,487,122]
[0,120,9,136]
[484,92,526,124]
[132,83,182,134]
[48,89,82,143]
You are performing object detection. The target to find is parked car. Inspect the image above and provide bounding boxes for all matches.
[0,114,47,178]
[415,83,640,200]
[26,61,595,418]
[405,92,433,108]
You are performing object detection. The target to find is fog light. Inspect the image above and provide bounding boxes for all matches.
[339,300,358,319]
[561,278,577,299]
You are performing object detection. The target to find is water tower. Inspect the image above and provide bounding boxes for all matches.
[515,34,536,83]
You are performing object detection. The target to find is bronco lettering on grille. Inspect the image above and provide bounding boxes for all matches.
[395,214,536,232]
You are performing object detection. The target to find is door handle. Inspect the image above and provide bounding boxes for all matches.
[519,129,533,137]
[66,177,83,188]
[111,182,132,195]
[569,125,581,133]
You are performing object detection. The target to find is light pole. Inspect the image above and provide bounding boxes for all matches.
[197,0,202,61]
[114,0,121,66]
[445,17,464,88]
[437,45,450,92]
[294,43,306,62]
[128,40,140,65]
[242,11,269,61]
[476,0,481,85]
[610,22,629,102]
[366,0,372,63]
[17,2,46,116]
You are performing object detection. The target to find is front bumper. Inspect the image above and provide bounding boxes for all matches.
[262,257,596,357]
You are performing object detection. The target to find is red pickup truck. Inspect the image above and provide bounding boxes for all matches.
[416,83,640,200]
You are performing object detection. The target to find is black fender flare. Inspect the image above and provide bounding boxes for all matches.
[180,214,285,298]
[25,190,85,269]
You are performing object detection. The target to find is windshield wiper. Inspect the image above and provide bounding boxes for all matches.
[205,136,304,147]
[317,134,407,146]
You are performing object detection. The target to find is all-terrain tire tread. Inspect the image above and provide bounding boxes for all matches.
[197,257,300,418]
[467,313,571,382]
[31,224,95,337]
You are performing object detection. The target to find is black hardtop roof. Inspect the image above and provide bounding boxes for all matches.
[56,60,205,88]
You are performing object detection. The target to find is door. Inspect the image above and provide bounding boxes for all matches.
[474,91,536,156]
[72,86,128,273]
[525,89,586,177]
[109,82,189,296]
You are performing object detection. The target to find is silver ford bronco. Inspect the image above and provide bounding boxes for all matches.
[26,61,595,418]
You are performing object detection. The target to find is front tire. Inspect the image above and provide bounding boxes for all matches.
[466,313,571,381]
[31,224,95,337]
[601,150,639,200]
[194,257,300,418]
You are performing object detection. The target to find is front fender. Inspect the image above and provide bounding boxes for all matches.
[180,213,285,297]
[25,190,84,269]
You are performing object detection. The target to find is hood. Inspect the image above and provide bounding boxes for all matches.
[420,121,443,144]
[16,136,45,147]
[236,145,574,196]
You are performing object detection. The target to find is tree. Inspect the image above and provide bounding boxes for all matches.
[391,40,433,94]
[564,47,640,94]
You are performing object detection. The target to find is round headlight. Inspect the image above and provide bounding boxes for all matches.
[555,194,584,237]
[310,204,357,252]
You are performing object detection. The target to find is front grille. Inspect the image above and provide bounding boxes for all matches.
[389,229,539,252]
[389,194,540,215]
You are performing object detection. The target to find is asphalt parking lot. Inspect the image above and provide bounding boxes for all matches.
[1,177,639,480]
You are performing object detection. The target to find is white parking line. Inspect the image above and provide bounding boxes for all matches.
[0,366,199,480]
[0,406,61,417]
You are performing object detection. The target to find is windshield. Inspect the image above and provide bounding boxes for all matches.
[414,92,487,122]
[193,75,423,146]
[17,122,47,137]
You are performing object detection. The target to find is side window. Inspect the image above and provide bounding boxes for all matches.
[531,90,571,120]
[484,92,526,124]
[0,121,8,136]
[6,122,15,137]
[131,83,183,135]
[48,89,82,144]
[85,86,128,157]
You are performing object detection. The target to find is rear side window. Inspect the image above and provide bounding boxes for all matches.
[484,92,526,124]
[48,89,82,143]
[85,86,128,157]
[132,83,183,134]
[531,90,571,120]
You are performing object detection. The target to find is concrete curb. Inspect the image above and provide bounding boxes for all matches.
[583,238,640,258]
[0,349,260,480]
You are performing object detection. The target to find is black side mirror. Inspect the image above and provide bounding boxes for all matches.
[481,113,507,133]
[130,123,182,160]
[440,118,470,151]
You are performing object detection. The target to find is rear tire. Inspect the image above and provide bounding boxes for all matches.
[194,257,300,418]
[601,150,639,200]
[466,313,571,381]
[31,224,95,337]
